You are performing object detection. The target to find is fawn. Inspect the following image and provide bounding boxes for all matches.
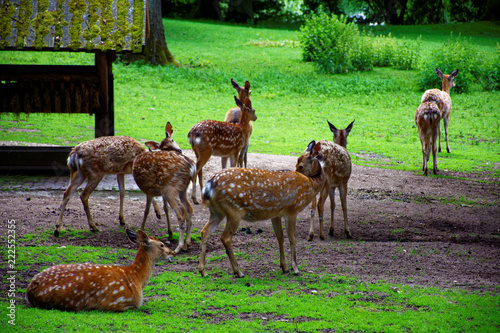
[54,123,181,236]
[222,78,252,168]
[188,96,256,204]
[421,68,459,153]
[198,141,325,278]
[415,101,441,175]
[308,120,353,241]
[133,142,196,253]
[26,229,174,312]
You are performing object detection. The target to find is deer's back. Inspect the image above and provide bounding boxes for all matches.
[188,120,245,154]
[205,168,318,220]
[133,151,195,197]
[421,89,452,117]
[71,136,145,174]
[316,140,351,186]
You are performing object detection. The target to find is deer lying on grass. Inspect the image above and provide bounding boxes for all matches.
[222,78,252,168]
[133,139,196,253]
[198,141,325,278]
[26,229,174,312]
[54,123,181,237]
[307,120,354,241]
[421,68,459,153]
[415,99,441,175]
[188,96,257,204]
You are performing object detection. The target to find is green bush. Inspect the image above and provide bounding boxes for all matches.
[417,34,499,93]
[300,14,421,74]
[299,13,372,74]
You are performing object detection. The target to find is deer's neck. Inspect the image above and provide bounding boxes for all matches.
[441,78,450,95]
[127,246,154,288]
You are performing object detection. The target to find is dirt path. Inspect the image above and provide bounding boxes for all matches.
[1,151,499,298]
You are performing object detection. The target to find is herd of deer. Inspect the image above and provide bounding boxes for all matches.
[27,69,458,312]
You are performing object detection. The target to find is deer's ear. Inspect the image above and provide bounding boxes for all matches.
[137,229,151,246]
[244,97,251,107]
[234,95,243,108]
[327,120,338,136]
[244,80,250,90]
[165,122,173,138]
[231,78,239,90]
[449,69,459,79]
[306,140,316,154]
[145,141,160,151]
[126,229,138,243]
[436,68,444,79]
[345,119,355,136]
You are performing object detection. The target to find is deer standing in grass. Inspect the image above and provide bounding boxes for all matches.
[415,97,441,175]
[421,68,459,153]
[26,229,174,312]
[307,120,354,241]
[198,141,325,278]
[222,78,252,168]
[188,96,257,204]
[133,139,196,253]
[54,123,181,237]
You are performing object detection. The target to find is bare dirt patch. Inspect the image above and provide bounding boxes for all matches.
[1,150,499,303]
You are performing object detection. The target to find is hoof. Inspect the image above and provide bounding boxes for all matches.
[90,228,99,233]
[155,212,161,219]
[329,229,334,237]
[54,229,60,237]
[307,234,314,241]
[234,272,245,278]
[200,270,207,277]
[345,232,352,239]
[319,234,325,241]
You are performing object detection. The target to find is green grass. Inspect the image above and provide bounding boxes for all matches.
[1,20,499,177]
[1,269,499,332]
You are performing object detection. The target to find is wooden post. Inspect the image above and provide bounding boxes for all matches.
[94,52,115,137]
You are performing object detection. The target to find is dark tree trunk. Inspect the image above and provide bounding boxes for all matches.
[120,0,178,66]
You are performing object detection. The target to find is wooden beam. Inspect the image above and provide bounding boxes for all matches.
[94,52,115,137]
[0,146,72,174]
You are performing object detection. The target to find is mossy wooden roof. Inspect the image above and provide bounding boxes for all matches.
[0,0,147,53]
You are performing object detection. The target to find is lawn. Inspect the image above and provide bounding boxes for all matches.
[0,19,499,176]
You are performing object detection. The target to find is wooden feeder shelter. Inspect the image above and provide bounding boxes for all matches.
[0,0,148,172]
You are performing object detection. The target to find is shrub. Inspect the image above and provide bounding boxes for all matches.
[417,34,499,93]
[391,37,421,70]
[299,13,372,74]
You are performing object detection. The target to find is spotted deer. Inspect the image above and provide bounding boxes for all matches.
[198,141,325,278]
[307,119,353,241]
[26,229,174,312]
[222,78,252,168]
[54,123,181,237]
[133,144,196,253]
[188,96,257,204]
[415,100,441,175]
[421,68,459,153]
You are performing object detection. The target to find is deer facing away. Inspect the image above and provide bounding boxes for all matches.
[54,123,181,237]
[198,141,325,278]
[421,68,459,153]
[188,96,257,204]
[308,119,353,241]
[133,142,196,253]
[222,78,252,168]
[26,229,174,312]
[415,99,441,175]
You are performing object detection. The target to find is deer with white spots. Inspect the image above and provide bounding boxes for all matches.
[133,139,196,253]
[308,120,354,241]
[222,78,252,168]
[54,123,181,237]
[198,141,325,278]
[188,96,257,204]
[26,229,174,312]
[421,68,459,153]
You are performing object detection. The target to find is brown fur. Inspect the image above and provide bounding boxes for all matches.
[198,141,325,278]
[133,149,196,253]
[188,96,257,204]
[55,123,181,237]
[222,79,253,168]
[26,230,174,312]
[415,102,441,175]
[421,68,458,153]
